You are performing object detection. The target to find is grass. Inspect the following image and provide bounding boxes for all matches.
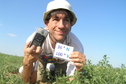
[0,53,25,84]
[0,53,126,84]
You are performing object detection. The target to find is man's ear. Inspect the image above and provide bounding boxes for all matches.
[45,21,49,30]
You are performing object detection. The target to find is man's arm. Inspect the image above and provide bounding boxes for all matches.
[22,42,41,83]
[22,59,37,83]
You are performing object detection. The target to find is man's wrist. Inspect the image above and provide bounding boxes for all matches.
[23,55,34,65]
[23,58,33,65]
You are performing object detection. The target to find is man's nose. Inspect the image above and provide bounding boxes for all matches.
[57,20,65,29]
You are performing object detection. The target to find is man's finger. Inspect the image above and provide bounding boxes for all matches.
[36,46,42,53]
[25,41,31,48]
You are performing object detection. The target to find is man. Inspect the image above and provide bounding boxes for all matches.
[22,0,86,83]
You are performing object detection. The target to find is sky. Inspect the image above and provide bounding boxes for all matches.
[0,0,126,68]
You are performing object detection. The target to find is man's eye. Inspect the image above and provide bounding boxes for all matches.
[53,19,58,21]
[65,19,70,22]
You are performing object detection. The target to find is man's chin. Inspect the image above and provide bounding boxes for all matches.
[56,37,66,43]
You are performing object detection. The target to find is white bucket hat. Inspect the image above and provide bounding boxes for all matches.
[43,0,77,26]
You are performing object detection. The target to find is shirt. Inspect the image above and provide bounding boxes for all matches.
[26,31,84,63]
[26,30,84,75]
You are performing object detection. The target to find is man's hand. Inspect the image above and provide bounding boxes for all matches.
[69,52,86,71]
[24,41,42,64]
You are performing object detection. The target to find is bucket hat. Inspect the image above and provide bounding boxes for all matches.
[43,0,77,26]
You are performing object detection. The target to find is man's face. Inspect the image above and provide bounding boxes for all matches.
[45,12,72,43]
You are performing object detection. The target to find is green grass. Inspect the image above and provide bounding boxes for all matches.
[0,53,126,84]
[0,53,25,84]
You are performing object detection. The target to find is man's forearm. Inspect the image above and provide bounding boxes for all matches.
[22,58,38,84]
[22,60,34,83]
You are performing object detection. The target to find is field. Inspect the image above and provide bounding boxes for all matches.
[0,53,126,84]
[0,53,25,84]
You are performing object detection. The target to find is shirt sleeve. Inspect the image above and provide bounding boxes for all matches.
[26,32,35,43]
[68,32,84,54]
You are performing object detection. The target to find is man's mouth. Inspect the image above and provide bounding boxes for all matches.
[56,31,65,34]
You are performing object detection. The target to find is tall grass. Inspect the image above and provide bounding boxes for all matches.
[0,53,126,84]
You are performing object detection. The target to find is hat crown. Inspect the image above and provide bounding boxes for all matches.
[46,0,72,12]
